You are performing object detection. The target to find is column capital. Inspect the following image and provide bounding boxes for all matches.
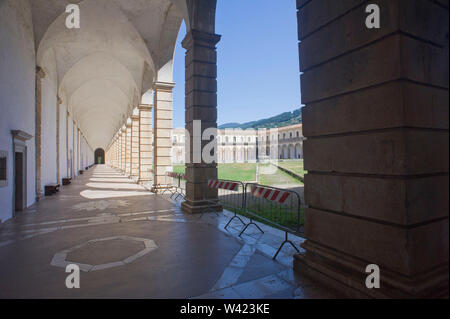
[182,30,221,49]
[153,81,175,91]
[36,66,46,78]
[138,104,153,110]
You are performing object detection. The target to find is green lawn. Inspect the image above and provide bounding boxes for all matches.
[225,204,304,232]
[174,163,302,186]
[174,163,256,181]
[173,162,304,232]
[259,166,301,185]
[173,164,185,175]
[277,159,307,177]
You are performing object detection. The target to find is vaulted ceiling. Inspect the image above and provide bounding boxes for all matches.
[31,0,185,149]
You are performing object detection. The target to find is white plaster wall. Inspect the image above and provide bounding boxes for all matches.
[40,50,58,192]
[59,100,68,180]
[67,115,74,178]
[75,126,79,175]
[0,0,36,223]
[73,125,78,176]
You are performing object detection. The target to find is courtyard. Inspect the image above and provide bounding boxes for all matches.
[0,0,447,301]
[0,165,334,299]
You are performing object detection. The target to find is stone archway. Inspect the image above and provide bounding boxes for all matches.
[295,143,302,159]
[94,148,105,165]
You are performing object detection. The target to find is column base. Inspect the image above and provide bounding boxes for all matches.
[138,179,152,185]
[293,240,449,299]
[35,192,44,202]
[181,200,222,214]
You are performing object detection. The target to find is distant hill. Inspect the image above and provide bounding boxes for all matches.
[219,108,302,130]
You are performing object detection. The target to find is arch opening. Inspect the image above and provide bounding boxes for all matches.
[94,148,105,165]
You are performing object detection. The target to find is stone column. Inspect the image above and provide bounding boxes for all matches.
[294,0,449,298]
[35,66,46,200]
[116,132,120,168]
[121,128,126,172]
[180,30,221,214]
[138,104,153,183]
[131,115,140,179]
[118,130,122,170]
[153,82,174,188]
[125,123,132,176]
[77,128,80,173]
[66,111,70,177]
[72,120,76,178]
[111,135,115,167]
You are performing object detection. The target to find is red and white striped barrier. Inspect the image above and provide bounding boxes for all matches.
[250,186,291,204]
[167,172,179,178]
[208,180,239,191]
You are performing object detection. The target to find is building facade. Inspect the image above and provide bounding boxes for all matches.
[171,123,304,164]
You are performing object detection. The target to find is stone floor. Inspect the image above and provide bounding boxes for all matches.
[0,165,337,299]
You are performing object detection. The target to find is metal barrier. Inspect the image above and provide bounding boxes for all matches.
[156,173,302,260]
[178,173,186,199]
[242,183,302,259]
[206,179,246,227]
[160,171,184,200]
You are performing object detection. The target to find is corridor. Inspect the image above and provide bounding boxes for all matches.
[0,165,333,299]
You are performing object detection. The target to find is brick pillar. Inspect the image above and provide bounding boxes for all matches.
[153,82,174,188]
[180,30,222,214]
[293,0,449,298]
[35,66,45,199]
[138,104,153,183]
[131,115,140,179]
[125,123,132,176]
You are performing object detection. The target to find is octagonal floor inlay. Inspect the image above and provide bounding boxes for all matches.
[51,236,158,272]
[67,238,145,265]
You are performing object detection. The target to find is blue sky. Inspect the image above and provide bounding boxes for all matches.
[172,0,301,128]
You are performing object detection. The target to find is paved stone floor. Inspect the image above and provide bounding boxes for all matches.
[0,165,337,299]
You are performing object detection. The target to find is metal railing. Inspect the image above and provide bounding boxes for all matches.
[206,180,246,227]
[160,171,185,200]
[157,174,303,260]
[242,183,302,259]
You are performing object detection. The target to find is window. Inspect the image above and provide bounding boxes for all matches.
[226,136,229,143]
[173,136,177,143]
[283,133,286,139]
[297,131,300,137]
[0,151,7,187]
[290,132,292,138]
